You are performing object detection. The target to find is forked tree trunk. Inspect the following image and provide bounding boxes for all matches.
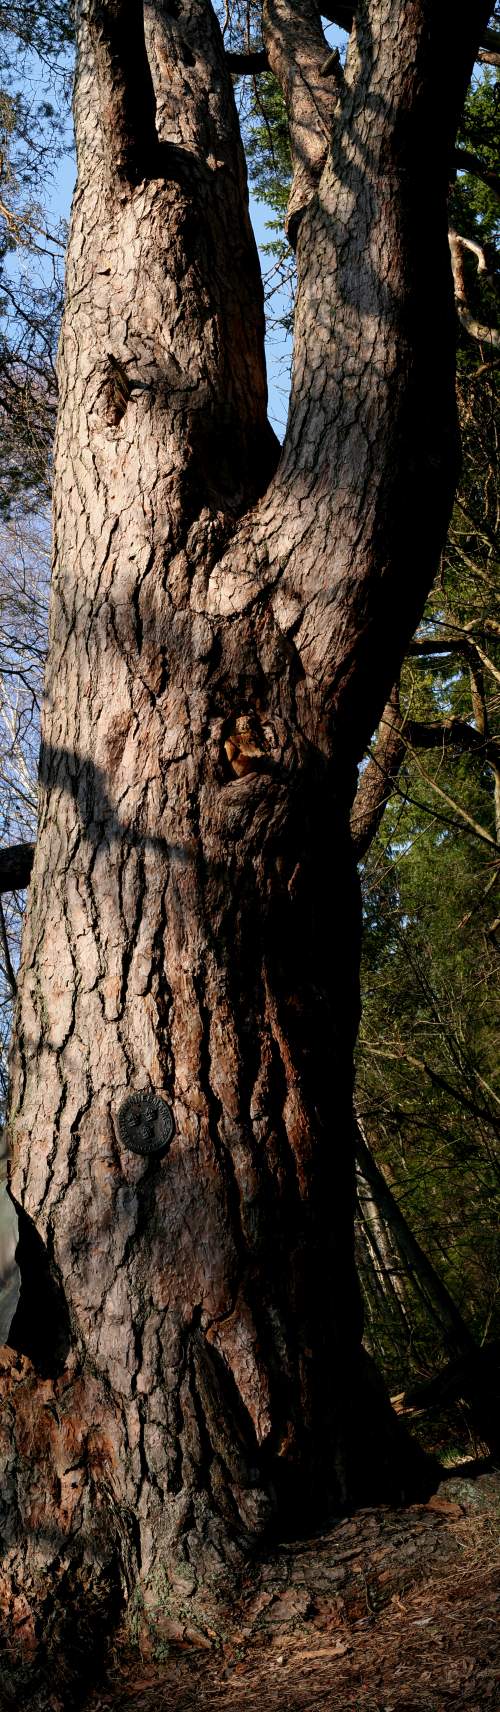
[1,0,487,1678]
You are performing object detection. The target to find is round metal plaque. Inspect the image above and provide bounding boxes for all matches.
[117,1090,174,1156]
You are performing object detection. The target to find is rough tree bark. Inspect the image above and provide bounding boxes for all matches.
[1,0,489,1687]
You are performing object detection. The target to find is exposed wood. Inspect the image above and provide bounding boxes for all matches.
[449,229,500,349]
[477,46,500,67]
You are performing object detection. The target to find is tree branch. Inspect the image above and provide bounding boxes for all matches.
[355,1118,477,1359]
[362,1044,500,1134]
[320,3,353,28]
[0,898,17,996]
[449,230,500,351]
[481,27,500,51]
[404,747,498,850]
[262,0,342,241]
[477,46,500,66]
[87,0,157,183]
[225,49,269,73]
[454,150,500,200]
[0,843,34,895]
[350,682,500,864]
[409,631,500,691]
[405,717,500,769]
[351,686,405,862]
[408,636,466,656]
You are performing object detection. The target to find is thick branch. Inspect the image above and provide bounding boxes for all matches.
[320,3,354,27]
[405,717,500,768]
[454,150,500,200]
[0,843,34,895]
[321,11,500,52]
[408,636,467,657]
[350,689,500,863]
[225,49,269,73]
[409,632,500,691]
[351,687,405,862]
[87,0,157,183]
[477,46,500,66]
[262,0,341,240]
[204,2,492,760]
[449,230,500,350]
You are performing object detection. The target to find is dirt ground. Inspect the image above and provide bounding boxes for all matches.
[83,1469,500,1712]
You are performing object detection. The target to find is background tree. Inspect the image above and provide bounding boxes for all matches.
[0,0,496,1693]
[353,62,500,1416]
[0,0,72,513]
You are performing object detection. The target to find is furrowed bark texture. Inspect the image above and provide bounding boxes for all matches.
[2,0,484,1675]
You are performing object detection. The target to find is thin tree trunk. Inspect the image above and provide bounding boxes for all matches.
[2,0,487,1684]
[355,1123,478,1361]
[354,1122,500,1455]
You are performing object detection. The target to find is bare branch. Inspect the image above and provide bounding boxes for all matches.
[409,632,500,691]
[468,637,500,692]
[363,1044,500,1135]
[468,655,488,740]
[355,1117,477,1359]
[320,48,341,76]
[449,230,500,351]
[406,748,498,850]
[455,232,489,274]
[0,898,17,997]
[405,717,500,768]
[477,46,500,66]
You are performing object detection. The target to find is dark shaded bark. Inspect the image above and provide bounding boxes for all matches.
[1,0,488,1683]
[0,842,34,895]
[226,49,269,73]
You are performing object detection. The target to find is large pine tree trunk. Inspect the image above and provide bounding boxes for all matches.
[1,0,487,1680]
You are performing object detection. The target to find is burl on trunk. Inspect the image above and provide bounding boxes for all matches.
[1,0,485,1678]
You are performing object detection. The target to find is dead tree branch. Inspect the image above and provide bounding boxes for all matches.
[449,229,500,350]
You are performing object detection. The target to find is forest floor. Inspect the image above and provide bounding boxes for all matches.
[82,1466,500,1712]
